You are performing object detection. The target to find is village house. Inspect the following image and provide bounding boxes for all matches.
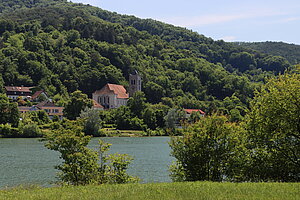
[18,105,40,114]
[184,109,206,118]
[5,86,33,100]
[31,90,49,102]
[36,100,64,120]
[18,100,64,119]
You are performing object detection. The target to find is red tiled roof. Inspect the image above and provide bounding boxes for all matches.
[93,84,129,99]
[184,109,205,115]
[36,100,62,108]
[31,90,46,100]
[92,99,104,109]
[5,86,33,92]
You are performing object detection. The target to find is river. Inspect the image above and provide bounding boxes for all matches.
[0,137,174,188]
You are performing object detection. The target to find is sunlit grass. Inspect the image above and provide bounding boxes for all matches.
[1,182,299,200]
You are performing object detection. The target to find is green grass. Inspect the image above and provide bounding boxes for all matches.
[1,182,299,200]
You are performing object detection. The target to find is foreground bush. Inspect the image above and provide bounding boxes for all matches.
[43,127,138,186]
[170,115,245,182]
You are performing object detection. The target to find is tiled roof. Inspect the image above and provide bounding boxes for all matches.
[184,109,205,115]
[93,83,129,99]
[31,90,46,100]
[5,86,33,92]
[92,99,104,109]
[36,100,61,108]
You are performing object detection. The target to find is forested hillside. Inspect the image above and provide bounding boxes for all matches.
[0,0,294,111]
[233,41,300,65]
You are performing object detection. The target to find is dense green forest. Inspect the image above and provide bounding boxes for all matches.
[233,41,300,65]
[0,0,295,113]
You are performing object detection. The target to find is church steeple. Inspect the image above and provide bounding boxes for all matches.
[129,70,142,97]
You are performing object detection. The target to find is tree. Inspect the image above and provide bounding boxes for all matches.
[229,52,256,72]
[164,108,185,131]
[127,91,146,118]
[0,94,20,127]
[112,106,145,130]
[79,107,102,136]
[43,127,138,185]
[21,123,42,138]
[0,75,4,93]
[169,115,245,182]
[97,140,139,184]
[63,90,93,120]
[44,128,100,185]
[245,71,300,182]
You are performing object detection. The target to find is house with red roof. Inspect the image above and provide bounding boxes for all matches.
[184,109,206,118]
[92,83,129,109]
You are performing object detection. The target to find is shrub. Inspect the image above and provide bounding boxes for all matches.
[43,128,139,185]
[0,123,20,137]
[169,115,246,182]
[22,123,42,138]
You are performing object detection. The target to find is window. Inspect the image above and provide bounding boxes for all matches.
[107,96,110,104]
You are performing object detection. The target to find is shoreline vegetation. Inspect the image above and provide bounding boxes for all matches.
[0,128,167,138]
[1,182,299,200]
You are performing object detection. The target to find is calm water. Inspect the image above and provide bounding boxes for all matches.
[0,137,173,188]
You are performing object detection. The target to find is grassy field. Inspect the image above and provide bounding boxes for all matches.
[1,182,299,200]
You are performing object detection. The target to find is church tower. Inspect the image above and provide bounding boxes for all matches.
[129,70,142,97]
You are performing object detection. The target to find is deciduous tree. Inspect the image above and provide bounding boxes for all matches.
[169,115,245,182]
[0,94,20,127]
[63,90,93,120]
[245,71,300,182]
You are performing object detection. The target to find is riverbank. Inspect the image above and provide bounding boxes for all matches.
[1,182,299,200]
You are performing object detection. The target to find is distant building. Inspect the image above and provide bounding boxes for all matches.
[5,86,33,100]
[36,100,64,119]
[18,100,64,119]
[128,70,142,97]
[31,90,49,102]
[92,83,129,109]
[183,109,205,118]
[18,106,40,114]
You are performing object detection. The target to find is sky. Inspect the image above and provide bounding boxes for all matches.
[71,0,300,44]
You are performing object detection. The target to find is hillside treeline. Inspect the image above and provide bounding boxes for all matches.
[0,0,293,112]
[233,41,300,65]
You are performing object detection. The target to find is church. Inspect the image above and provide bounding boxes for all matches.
[92,71,141,109]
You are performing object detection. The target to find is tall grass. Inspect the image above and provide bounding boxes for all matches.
[1,182,299,200]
